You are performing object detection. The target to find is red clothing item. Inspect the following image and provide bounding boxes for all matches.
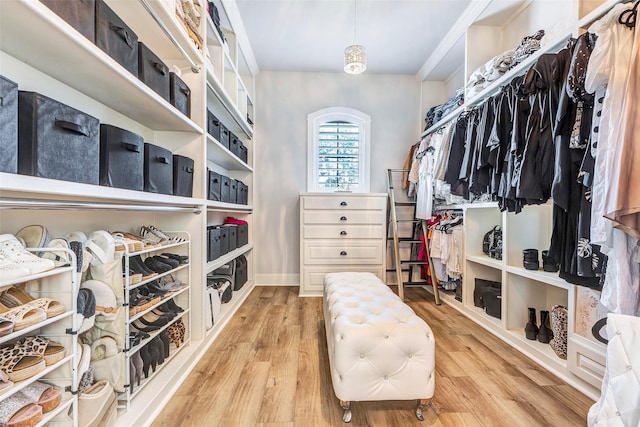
[224,216,248,225]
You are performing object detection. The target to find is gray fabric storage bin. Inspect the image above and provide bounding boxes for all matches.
[18,91,100,184]
[138,42,170,102]
[218,225,229,256]
[236,223,248,247]
[219,123,231,149]
[223,224,237,253]
[41,0,96,42]
[143,143,173,194]
[0,76,18,173]
[207,110,221,142]
[220,175,230,203]
[172,154,194,197]
[169,72,190,118]
[207,169,221,201]
[237,181,248,205]
[207,225,221,261]
[229,133,242,158]
[234,254,247,291]
[99,124,143,190]
[239,142,248,164]
[229,179,237,204]
[96,0,138,76]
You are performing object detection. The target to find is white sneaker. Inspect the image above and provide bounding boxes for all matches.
[0,234,56,275]
[0,258,31,282]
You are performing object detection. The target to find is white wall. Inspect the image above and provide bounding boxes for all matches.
[254,71,422,285]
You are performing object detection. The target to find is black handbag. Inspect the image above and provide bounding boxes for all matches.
[482,225,503,260]
[473,278,501,308]
[482,288,502,319]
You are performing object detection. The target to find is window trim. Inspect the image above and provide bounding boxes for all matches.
[307,107,371,193]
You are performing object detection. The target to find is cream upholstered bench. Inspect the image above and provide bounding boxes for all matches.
[323,272,435,423]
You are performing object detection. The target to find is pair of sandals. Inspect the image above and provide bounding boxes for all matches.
[0,380,62,426]
[139,225,187,246]
[0,336,65,382]
[0,285,65,334]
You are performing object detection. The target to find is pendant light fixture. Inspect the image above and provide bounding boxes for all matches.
[344,0,366,74]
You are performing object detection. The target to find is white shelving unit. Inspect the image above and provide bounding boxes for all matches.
[0,0,257,424]
[416,0,624,401]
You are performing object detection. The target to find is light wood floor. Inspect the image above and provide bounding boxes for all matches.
[152,286,594,427]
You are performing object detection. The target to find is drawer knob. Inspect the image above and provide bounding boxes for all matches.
[340,201,348,206]
[340,216,347,221]
[340,251,347,256]
[340,231,347,236]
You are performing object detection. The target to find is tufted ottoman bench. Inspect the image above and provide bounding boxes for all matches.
[323,272,435,423]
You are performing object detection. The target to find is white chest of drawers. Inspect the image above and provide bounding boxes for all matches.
[299,193,387,296]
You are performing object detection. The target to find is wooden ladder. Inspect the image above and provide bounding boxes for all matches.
[386,169,441,304]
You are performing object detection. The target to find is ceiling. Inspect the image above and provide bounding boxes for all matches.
[234,0,476,75]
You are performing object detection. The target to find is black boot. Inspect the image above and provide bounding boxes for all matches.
[537,310,554,343]
[525,307,539,340]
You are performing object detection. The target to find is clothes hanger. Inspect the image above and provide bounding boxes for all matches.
[619,0,638,30]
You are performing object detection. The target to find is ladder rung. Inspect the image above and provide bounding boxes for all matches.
[395,202,416,206]
[400,260,428,265]
[386,268,411,273]
[395,219,420,223]
[387,237,421,243]
[404,281,430,286]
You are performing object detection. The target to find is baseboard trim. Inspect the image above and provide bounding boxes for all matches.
[256,273,300,286]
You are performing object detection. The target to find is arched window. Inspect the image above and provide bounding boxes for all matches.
[307,107,370,193]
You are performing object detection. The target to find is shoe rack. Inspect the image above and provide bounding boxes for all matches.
[0,0,256,425]
[120,233,191,409]
[0,248,78,425]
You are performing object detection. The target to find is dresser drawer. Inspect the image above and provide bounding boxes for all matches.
[303,240,384,264]
[303,195,386,210]
[303,224,384,239]
[302,266,384,296]
[303,210,385,225]
[568,337,605,389]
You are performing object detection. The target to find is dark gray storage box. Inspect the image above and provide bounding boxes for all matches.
[169,72,190,118]
[234,254,247,291]
[96,0,138,76]
[99,124,143,190]
[207,169,221,201]
[224,224,237,253]
[239,142,248,164]
[219,225,229,256]
[172,154,194,197]
[41,0,96,42]
[229,179,237,204]
[138,42,170,102]
[18,91,100,184]
[207,225,221,261]
[236,223,248,247]
[0,76,18,173]
[229,133,242,158]
[143,143,173,194]
[237,181,248,205]
[219,123,231,149]
[220,175,230,203]
[207,110,221,142]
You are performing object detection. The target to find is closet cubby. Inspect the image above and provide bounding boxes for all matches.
[1,0,256,422]
[504,203,553,269]
[463,205,503,264]
[463,261,502,321]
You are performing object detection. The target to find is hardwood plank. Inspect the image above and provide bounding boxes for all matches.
[152,286,595,427]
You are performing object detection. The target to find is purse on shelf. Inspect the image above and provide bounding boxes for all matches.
[482,225,502,260]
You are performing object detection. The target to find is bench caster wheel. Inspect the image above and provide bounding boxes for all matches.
[340,400,352,423]
[416,398,431,421]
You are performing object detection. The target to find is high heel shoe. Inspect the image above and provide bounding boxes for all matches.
[152,337,165,366]
[159,331,170,359]
[132,350,143,389]
[139,345,151,379]
[146,342,159,374]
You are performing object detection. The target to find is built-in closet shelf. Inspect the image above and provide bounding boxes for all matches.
[0,2,202,133]
[0,311,75,346]
[467,304,503,327]
[505,329,569,368]
[422,104,465,136]
[0,173,201,208]
[206,243,254,273]
[205,279,255,338]
[205,202,253,212]
[466,255,504,269]
[578,0,627,27]
[505,266,572,291]
[206,135,253,171]
[464,32,573,106]
[206,73,253,138]
[105,0,203,67]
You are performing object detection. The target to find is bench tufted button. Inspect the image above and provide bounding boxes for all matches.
[384,375,388,380]
[360,354,364,359]
[384,335,389,339]
[408,354,412,358]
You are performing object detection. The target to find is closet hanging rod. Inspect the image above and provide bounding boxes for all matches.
[139,0,201,74]
[0,198,202,214]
